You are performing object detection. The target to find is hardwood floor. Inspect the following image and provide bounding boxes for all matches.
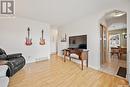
[9,55,129,87]
[100,54,127,77]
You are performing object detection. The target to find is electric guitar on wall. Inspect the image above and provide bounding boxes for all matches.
[25,27,32,46]
[39,30,45,45]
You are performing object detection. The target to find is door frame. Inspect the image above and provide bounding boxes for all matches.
[100,24,108,65]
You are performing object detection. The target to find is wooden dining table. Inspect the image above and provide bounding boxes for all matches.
[111,47,127,59]
[63,48,89,70]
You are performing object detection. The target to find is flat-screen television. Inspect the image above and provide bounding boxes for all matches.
[69,35,87,49]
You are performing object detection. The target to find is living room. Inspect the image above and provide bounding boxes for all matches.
[0,0,130,87]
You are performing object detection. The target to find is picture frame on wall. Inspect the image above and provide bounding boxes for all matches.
[61,33,67,42]
[109,34,120,47]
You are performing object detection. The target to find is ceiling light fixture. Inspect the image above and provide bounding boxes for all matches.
[111,10,126,17]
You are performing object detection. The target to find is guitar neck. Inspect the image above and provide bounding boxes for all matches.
[42,30,44,39]
[28,28,30,38]
[28,31,30,38]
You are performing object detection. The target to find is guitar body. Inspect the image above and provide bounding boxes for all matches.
[25,38,32,46]
[39,38,45,45]
[25,27,32,46]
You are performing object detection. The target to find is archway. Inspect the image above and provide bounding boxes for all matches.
[99,10,127,78]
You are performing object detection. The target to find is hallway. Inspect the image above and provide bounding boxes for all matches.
[100,54,127,78]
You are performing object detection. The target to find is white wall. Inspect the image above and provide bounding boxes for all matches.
[50,28,58,54]
[0,17,51,63]
[58,15,100,69]
[58,1,130,71]
[127,7,130,83]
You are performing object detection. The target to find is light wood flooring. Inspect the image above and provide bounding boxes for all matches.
[100,54,127,77]
[9,55,129,87]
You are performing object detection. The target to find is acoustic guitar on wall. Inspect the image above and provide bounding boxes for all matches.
[25,27,32,46]
[39,30,45,45]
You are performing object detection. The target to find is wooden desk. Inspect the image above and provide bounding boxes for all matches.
[111,48,120,58]
[63,48,89,70]
[111,47,127,59]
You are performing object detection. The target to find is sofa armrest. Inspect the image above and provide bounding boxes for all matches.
[0,65,8,77]
[7,53,22,59]
[0,54,7,60]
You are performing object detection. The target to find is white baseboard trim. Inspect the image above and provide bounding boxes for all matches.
[51,52,57,55]
[35,57,49,62]
[88,65,100,70]
[58,55,100,70]
[26,57,49,64]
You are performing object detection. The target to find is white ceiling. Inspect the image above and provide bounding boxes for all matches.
[106,13,127,28]
[101,10,127,30]
[15,0,129,27]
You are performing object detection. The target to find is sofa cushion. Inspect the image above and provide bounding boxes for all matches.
[0,65,8,77]
[0,54,7,60]
[0,48,7,60]
[7,53,22,59]
[0,77,9,87]
[0,48,6,55]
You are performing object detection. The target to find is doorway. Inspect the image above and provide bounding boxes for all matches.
[100,10,127,78]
